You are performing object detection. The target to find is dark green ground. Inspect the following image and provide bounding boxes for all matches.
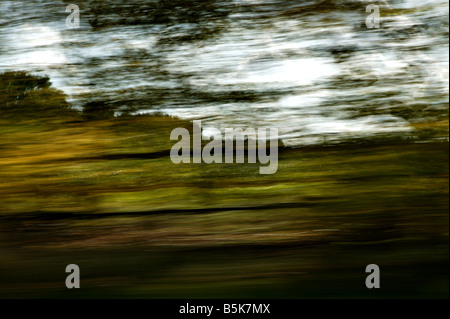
[0,119,447,298]
[0,71,448,298]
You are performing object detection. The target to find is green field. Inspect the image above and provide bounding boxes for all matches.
[0,108,448,298]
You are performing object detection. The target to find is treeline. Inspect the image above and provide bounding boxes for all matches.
[0,71,157,122]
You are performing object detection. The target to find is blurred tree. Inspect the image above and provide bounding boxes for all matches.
[82,100,115,121]
[79,0,232,45]
[0,71,77,120]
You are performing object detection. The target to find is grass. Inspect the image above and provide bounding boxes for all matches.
[0,113,448,298]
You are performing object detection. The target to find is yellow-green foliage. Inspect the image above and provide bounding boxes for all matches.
[0,71,447,298]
